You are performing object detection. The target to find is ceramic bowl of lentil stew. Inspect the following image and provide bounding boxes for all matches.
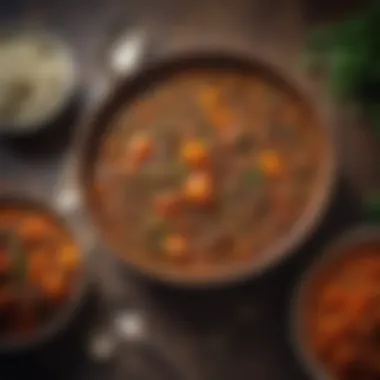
[0,196,87,352]
[292,227,380,380]
[79,52,336,286]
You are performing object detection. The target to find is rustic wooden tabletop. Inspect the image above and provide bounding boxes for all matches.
[0,1,376,380]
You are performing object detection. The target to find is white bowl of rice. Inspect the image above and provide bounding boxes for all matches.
[0,28,78,135]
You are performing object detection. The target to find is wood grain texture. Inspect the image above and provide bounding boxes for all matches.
[0,2,375,380]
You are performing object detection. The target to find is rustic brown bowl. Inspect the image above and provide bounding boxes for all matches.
[0,195,89,353]
[291,226,380,380]
[77,50,337,288]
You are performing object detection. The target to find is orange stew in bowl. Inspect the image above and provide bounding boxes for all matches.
[0,206,81,339]
[94,70,325,276]
[305,244,380,379]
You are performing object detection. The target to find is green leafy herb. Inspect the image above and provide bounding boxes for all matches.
[242,168,264,187]
[0,229,28,283]
[172,161,188,180]
[364,192,380,222]
[303,3,380,104]
[145,216,167,255]
[366,103,380,131]
[10,234,28,283]
[306,9,374,54]
[13,251,28,283]
[327,48,369,99]
[303,0,380,162]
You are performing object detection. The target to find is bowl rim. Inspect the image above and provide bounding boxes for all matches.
[290,225,380,380]
[0,26,79,136]
[76,48,338,288]
[0,194,89,353]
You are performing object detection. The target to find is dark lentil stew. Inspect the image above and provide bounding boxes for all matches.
[303,244,380,379]
[0,206,81,339]
[93,69,325,278]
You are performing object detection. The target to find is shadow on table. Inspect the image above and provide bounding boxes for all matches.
[304,0,369,25]
[0,285,100,380]
[0,92,84,162]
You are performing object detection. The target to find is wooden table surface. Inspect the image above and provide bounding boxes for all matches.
[0,1,376,380]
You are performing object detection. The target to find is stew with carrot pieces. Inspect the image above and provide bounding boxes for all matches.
[94,69,324,277]
[0,206,81,339]
[305,244,380,379]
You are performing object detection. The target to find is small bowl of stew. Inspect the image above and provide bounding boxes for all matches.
[0,197,86,352]
[292,226,380,380]
[79,51,336,287]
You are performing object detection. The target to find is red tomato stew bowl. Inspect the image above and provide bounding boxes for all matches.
[291,227,380,380]
[78,52,337,287]
[0,196,87,352]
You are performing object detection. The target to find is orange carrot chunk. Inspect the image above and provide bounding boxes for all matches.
[18,217,49,240]
[199,87,231,130]
[128,132,153,164]
[59,245,80,270]
[164,234,188,260]
[40,272,67,300]
[181,139,209,167]
[259,150,282,176]
[183,171,213,205]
